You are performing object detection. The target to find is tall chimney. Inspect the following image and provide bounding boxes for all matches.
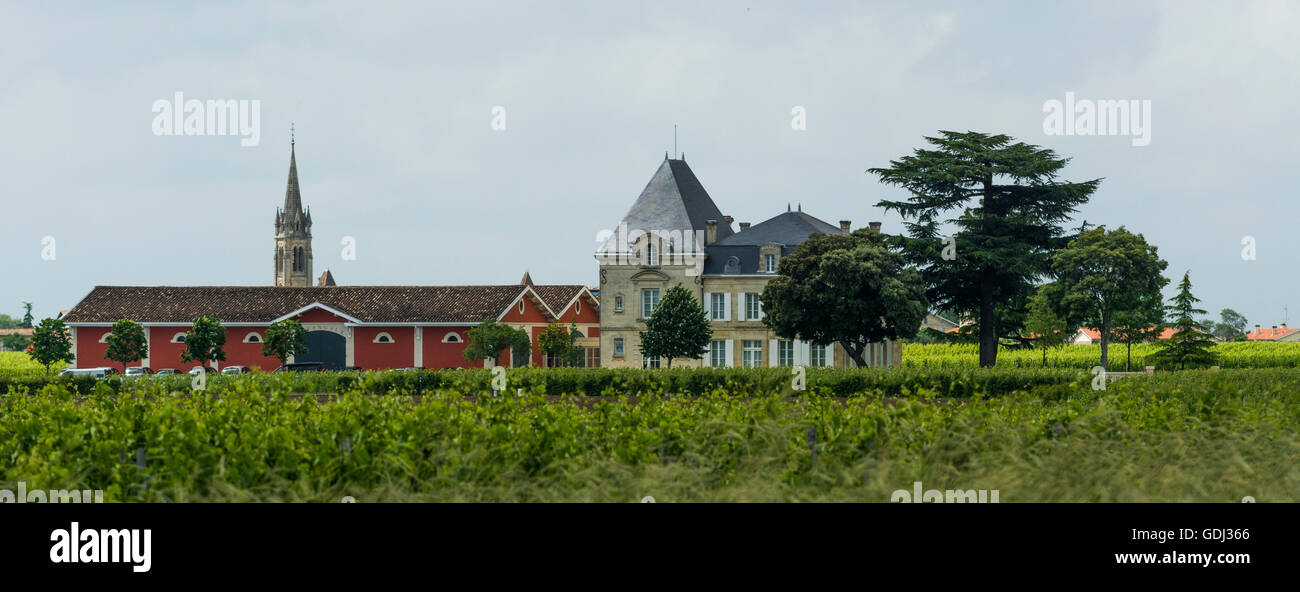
[705,220,718,245]
[739,222,751,231]
[839,220,851,234]
[724,215,734,226]
[869,221,882,233]
[1255,324,1261,333]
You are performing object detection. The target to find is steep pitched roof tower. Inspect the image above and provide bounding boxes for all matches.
[274,132,314,287]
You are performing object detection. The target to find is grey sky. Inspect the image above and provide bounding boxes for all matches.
[2,1,1297,327]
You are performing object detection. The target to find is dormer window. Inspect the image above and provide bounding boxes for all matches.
[765,254,776,273]
[646,243,658,266]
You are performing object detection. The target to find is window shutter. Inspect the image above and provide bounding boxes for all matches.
[796,340,809,366]
[826,343,835,367]
[722,293,731,321]
[769,339,778,367]
[738,294,747,321]
[703,291,712,317]
[701,342,712,367]
[724,340,734,367]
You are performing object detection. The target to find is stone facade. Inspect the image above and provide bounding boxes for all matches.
[597,157,903,369]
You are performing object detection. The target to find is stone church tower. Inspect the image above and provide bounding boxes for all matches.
[274,136,313,286]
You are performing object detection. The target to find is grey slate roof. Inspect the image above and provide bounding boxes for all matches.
[599,157,732,253]
[712,211,842,246]
[703,210,845,275]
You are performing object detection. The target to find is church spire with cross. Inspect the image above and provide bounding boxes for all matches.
[274,125,313,286]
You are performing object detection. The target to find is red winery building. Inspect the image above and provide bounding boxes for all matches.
[63,281,600,371]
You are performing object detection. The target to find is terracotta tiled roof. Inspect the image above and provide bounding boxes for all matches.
[0,328,34,337]
[1079,327,1179,340]
[530,285,592,315]
[1246,327,1299,340]
[62,285,555,324]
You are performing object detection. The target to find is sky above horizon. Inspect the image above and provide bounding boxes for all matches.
[3,1,1297,329]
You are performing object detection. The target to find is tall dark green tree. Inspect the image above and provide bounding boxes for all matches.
[639,284,711,368]
[1052,226,1168,370]
[1149,272,1218,370]
[871,131,1099,367]
[181,315,227,371]
[761,229,927,367]
[21,302,34,329]
[105,318,149,373]
[28,318,74,376]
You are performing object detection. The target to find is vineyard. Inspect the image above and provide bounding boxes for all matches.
[1,366,1297,502]
[904,341,1300,369]
[0,351,65,378]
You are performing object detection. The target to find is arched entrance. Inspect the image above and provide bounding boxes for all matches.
[298,330,346,369]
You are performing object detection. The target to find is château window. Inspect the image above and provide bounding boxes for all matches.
[765,254,776,273]
[641,288,660,318]
[742,340,763,368]
[646,243,658,266]
[643,355,660,369]
[710,293,726,321]
[745,293,762,321]
[613,337,624,357]
[811,344,828,367]
[777,340,794,367]
[614,295,624,312]
[710,340,726,367]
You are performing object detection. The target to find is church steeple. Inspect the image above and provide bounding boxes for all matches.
[274,127,313,286]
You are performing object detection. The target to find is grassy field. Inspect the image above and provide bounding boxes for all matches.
[1,366,1296,502]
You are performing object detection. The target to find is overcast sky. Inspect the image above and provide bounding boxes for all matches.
[3,1,1297,328]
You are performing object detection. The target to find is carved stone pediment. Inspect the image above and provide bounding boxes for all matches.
[630,269,671,282]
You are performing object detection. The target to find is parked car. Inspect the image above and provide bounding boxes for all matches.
[125,366,153,377]
[59,367,116,379]
[188,366,217,375]
[273,362,325,373]
[221,366,249,375]
[153,369,177,376]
